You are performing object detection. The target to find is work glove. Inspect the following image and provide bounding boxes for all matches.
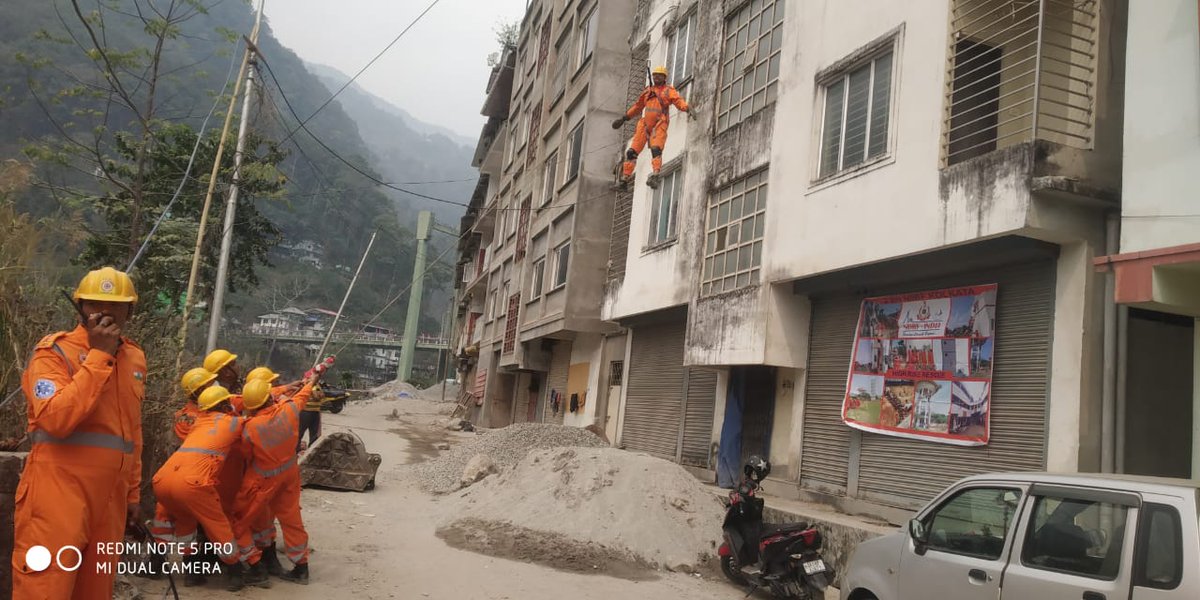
[611,117,627,129]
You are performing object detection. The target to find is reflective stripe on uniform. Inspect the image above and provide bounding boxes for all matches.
[215,544,239,562]
[30,429,135,453]
[252,528,276,542]
[285,543,307,562]
[177,446,226,457]
[252,456,297,478]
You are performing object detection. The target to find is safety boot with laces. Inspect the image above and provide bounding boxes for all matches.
[262,542,285,576]
[280,562,309,585]
[245,559,272,588]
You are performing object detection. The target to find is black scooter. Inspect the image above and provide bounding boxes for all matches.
[718,456,832,599]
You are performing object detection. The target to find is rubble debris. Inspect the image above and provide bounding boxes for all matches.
[409,423,607,494]
[459,454,498,487]
[435,442,451,451]
[300,431,382,492]
[451,447,724,571]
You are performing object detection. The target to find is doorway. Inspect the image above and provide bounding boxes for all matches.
[1123,309,1194,477]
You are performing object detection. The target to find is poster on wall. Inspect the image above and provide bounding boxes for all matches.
[842,284,998,446]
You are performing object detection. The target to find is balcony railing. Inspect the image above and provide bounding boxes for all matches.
[942,0,1098,166]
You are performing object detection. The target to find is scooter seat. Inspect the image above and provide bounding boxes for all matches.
[761,522,811,537]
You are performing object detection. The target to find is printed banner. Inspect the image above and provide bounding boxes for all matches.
[842,285,997,446]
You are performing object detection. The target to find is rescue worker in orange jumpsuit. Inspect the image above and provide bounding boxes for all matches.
[13,267,145,600]
[204,348,243,412]
[233,375,318,584]
[237,366,298,577]
[152,385,270,591]
[613,65,690,187]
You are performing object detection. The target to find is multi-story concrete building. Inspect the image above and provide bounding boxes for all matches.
[455,0,635,430]
[458,0,1151,521]
[1096,0,1199,480]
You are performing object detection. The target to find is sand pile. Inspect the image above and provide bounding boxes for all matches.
[445,447,724,571]
[410,423,607,493]
[369,379,461,403]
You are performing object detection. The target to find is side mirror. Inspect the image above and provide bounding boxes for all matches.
[909,519,930,555]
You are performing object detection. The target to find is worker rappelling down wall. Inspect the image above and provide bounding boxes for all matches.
[613,66,692,188]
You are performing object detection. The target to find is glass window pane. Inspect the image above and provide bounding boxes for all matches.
[737,272,750,288]
[869,53,893,158]
[718,202,730,227]
[765,81,778,105]
[757,183,768,210]
[716,228,727,251]
[718,113,729,131]
[820,80,845,177]
[750,269,760,285]
[738,246,752,270]
[775,0,785,24]
[708,206,719,228]
[713,253,726,277]
[1140,505,1182,588]
[730,195,743,221]
[703,257,713,279]
[728,223,741,245]
[1022,496,1129,580]
[754,214,765,238]
[752,241,763,266]
[749,15,761,40]
[842,66,872,169]
[706,232,716,253]
[741,218,755,242]
[772,27,783,53]
[926,487,1022,560]
[769,54,781,81]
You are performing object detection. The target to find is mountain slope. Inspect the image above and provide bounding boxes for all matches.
[306,62,475,226]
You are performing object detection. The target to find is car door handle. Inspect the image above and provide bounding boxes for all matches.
[1082,593,1105,600]
[967,568,992,584]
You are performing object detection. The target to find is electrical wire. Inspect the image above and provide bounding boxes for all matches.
[278,0,444,145]
[126,40,242,272]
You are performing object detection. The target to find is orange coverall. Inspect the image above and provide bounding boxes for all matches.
[152,410,246,565]
[233,383,313,566]
[621,84,689,178]
[13,326,145,600]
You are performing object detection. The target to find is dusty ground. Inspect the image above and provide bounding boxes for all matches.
[142,394,836,599]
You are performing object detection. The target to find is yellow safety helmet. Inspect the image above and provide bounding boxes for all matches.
[241,379,273,411]
[203,349,238,373]
[196,385,232,411]
[651,65,669,77]
[245,366,280,384]
[73,267,138,303]
[180,367,217,395]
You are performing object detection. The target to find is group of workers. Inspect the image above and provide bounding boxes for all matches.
[11,267,329,598]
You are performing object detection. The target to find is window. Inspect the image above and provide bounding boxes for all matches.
[576,8,598,69]
[552,242,570,289]
[717,0,784,131]
[648,167,682,246]
[946,39,1002,165]
[564,120,584,184]
[609,360,624,386]
[541,151,559,207]
[506,199,517,238]
[924,487,1022,560]
[666,12,695,88]
[818,50,893,179]
[1021,495,1129,580]
[488,289,498,321]
[1135,504,1182,589]
[504,122,517,166]
[551,34,571,101]
[530,257,546,300]
[701,170,768,296]
[515,107,529,150]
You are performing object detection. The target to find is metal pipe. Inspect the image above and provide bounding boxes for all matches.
[1115,305,1128,473]
[1030,0,1048,139]
[1100,213,1118,472]
[315,231,377,363]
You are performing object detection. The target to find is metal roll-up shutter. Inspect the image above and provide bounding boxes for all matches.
[681,368,718,467]
[543,341,571,425]
[800,297,861,495]
[621,320,686,459]
[856,261,1054,509]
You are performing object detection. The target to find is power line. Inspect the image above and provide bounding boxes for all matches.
[277,0,444,145]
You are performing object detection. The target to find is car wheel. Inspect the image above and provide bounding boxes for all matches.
[327,401,344,414]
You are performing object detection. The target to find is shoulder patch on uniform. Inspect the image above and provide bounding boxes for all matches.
[34,332,68,349]
[33,379,57,399]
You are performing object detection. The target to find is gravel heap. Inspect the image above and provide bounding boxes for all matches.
[369,379,460,403]
[410,423,607,493]
[448,447,724,571]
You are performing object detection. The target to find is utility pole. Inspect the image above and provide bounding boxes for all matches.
[397,211,432,382]
[206,1,265,353]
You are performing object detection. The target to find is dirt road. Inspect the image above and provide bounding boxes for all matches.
[141,394,834,600]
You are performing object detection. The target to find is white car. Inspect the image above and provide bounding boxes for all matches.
[840,472,1199,600]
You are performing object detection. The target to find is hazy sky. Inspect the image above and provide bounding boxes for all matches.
[266,0,528,141]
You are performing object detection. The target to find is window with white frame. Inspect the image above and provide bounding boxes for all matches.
[542,150,559,207]
[504,122,516,166]
[648,167,682,246]
[515,107,529,150]
[666,11,695,89]
[576,7,598,69]
[817,49,893,179]
[530,257,545,299]
[564,120,584,183]
[506,198,517,238]
[717,0,784,131]
[702,170,768,296]
[488,288,498,320]
[552,242,571,289]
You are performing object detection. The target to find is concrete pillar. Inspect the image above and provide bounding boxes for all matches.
[1193,320,1200,479]
[398,211,433,382]
[1047,241,1102,473]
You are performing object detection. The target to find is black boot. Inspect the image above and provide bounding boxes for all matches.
[280,562,309,585]
[262,543,285,576]
[245,559,272,588]
[183,554,207,587]
[225,561,245,592]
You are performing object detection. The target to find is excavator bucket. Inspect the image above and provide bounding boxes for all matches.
[299,431,381,492]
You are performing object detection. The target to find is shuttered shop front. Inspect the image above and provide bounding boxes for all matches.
[543,341,571,425]
[621,320,687,460]
[681,369,718,467]
[800,260,1055,509]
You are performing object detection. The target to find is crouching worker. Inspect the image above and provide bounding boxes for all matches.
[152,385,267,591]
[234,373,318,584]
